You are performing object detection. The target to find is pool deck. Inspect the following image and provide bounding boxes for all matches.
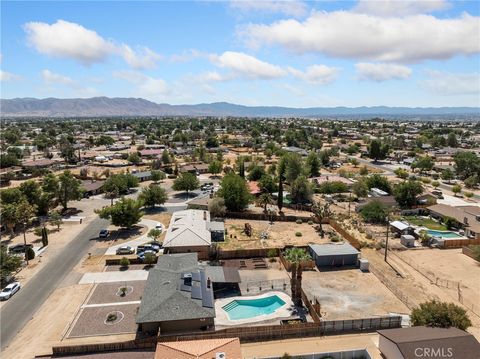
[215,291,294,326]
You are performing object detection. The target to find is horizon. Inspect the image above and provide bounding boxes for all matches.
[1,1,479,108]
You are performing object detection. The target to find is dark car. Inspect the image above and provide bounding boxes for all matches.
[99,229,110,238]
[9,244,33,253]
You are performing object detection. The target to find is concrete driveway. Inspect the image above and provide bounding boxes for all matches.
[79,270,149,284]
[104,218,160,255]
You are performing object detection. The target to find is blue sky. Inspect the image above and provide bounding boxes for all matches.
[1,0,479,107]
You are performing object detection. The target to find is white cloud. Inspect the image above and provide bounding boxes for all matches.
[24,20,161,69]
[353,0,450,17]
[288,64,339,84]
[0,70,22,82]
[113,70,169,99]
[240,11,480,63]
[40,69,98,96]
[169,49,205,63]
[211,51,287,79]
[355,62,412,82]
[422,70,480,95]
[230,0,308,17]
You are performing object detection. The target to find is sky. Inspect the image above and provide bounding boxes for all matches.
[1,0,480,107]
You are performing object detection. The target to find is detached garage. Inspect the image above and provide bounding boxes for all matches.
[309,243,360,268]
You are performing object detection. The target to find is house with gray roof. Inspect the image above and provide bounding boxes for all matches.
[136,253,215,335]
[309,242,360,268]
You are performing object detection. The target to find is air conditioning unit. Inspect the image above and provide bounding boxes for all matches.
[216,352,226,359]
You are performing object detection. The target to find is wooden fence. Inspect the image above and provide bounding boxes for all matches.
[441,238,480,249]
[227,211,311,222]
[327,219,361,250]
[216,247,279,259]
[157,316,402,343]
[279,250,315,272]
[52,337,157,356]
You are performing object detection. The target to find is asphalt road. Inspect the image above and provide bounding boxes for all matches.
[0,217,109,351]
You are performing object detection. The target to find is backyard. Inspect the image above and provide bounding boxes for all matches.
[221,219,339,250]
[402,216,447,230]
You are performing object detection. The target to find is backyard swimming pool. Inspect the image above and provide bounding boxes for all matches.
[222,295,286,320]
[426,230,463,239]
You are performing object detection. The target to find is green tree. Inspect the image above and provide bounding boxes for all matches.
[311,201,331,237]
[0,187,25,205]
[284,247,311,307]
[411,300,471,330]
[393,180,424,208]
[49,211,63,229]
[148,228,162,242]
[360,200,388,223]
[366,174,392,194]
[247,164,265,181]
[217,173,251,212]
[127,152,142,165]
[394,168,409,179]
[208,197,226,218]
[172,172,200,198]
[359,165,369,176]
[258,174,278,194]
[352,179,369,198]
[96,198,143,229]
[350,158,359,168]
[464,175,479,189]
[257,193,274,213]
[283,153,303,183]
[368,139,389,162]
[161,150,171,164]
[441,168,455,183]
[317,181,348,194]
[1,204,20,236]
[57,170,83,211]
[452,184,462,196]
[144,252,157,266]
[150,170,165,184]
[319,150,331,167]
[454,151,480,180]
[0,245,23,282]
[277,176,284,213]
[139,185,168,207]
[431,180,440,189]
[412,156,434,174]
[0,153,20,167]
[306,152,321,177]
[290,175,313,204]
[208,160,223,176]
[447,132,458,147]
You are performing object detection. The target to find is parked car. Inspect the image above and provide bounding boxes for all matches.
[0,282,21,300]
[154,223,163,232]
[137,250,156,262]
[432,190,444,199]
[147,241,162,250]
[116,246,134,255]
[142,245,159,253]
[136,245,146,254]
[9,244,33,253]
[99,229,110,238]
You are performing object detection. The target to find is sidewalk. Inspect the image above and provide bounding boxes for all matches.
[79,270,149,284]
[104,218,160,255]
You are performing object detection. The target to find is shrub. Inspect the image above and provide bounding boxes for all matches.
[267,249,277,258]
[296,219,303,224]
[119,257,130,268]
[119,287,128,297]
[331,235,341,242]
[308,220,313,225]
[106,313,117,322]
[411,300,471,330]
[295,232,302,237]
[25,247,35,260]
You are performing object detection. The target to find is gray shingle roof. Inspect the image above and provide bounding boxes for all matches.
[309,243,359,257]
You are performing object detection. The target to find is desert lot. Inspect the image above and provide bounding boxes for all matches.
[302,269,409,320]
[397,249,480,305]
[222,219,337,249]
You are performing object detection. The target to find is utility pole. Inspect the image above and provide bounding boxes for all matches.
[384,213,390,262]
[23,222,29,265]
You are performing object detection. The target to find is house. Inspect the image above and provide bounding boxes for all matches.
[283,146,308,156]
[136,253,215,335]
[81,180,105,196]
[181,163,209,174]
[248,181,262,196]
[132,170,152,182]
[163,210,224,258]
[308,243,360,268]
[155,337,241,359]
[139,149,163,158]
[22,158,57,169]
[428,204,480,239]
[377,326,480,359]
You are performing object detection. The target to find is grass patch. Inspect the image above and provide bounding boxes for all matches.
[403,216,448,230]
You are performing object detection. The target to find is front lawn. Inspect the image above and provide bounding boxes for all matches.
[403,216,448,230]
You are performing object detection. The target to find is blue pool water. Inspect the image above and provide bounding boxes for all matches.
[426,230,462,239]
[222,295,286,320]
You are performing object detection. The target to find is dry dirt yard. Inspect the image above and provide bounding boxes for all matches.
[396,249,480,307]
[302,269,409,320]
[221,219,337,249]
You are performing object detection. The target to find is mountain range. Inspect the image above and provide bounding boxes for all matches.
[1,97,478,118]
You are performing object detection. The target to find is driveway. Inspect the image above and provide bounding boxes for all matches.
[104,219,160,255]
[79,270,149,284]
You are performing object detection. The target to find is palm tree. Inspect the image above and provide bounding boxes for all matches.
[257,193,274,213]
[311,201,331,238]
[284,247,311,307]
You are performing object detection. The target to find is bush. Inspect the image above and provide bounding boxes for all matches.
[106,313,117,322]
[296,219,303,224]
[25,247,35,260]
[308,220,313,225]
[411,300,471,330]
[267,249,277,258]
[119,257,130,268]
[331,235,341,242]
[295,232,302,237]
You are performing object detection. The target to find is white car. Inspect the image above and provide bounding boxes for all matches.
[154,223,163,232]
[0,282,21,300]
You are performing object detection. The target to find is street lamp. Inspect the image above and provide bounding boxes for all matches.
[23,221,29,265]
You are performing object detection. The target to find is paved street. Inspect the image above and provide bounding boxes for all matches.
[0,217,108,351]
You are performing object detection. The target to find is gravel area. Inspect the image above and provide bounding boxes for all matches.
[87,281,146,304]
[68,304,139,338]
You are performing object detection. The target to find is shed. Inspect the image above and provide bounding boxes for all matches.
[308,243,360,268]
[400,235,415,248]
[390,221,412,236]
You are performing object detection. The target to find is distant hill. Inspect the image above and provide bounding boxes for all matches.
[1,97,478,118]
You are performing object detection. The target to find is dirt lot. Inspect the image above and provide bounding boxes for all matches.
[221,219,337,249]
[302,269,409,320]
[396,249,480,306]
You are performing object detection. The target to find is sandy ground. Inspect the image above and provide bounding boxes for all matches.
[222,219,335,249]
[302,269,409,320]
[241,333,382,359]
